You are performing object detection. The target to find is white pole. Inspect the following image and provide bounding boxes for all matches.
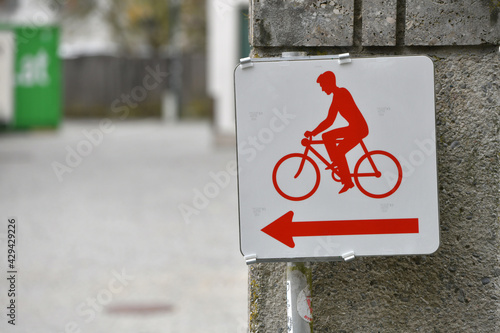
[286,262,313,333]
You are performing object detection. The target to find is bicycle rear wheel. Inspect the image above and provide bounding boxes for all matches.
[272,153,320,201]
[353,150,402,199]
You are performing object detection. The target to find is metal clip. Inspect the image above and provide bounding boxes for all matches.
[240,57,253,69]
[244,254,258,265]
[342,251,355,262]
[338,53,351,65]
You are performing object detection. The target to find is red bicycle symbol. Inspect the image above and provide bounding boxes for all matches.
[272,136,403,201]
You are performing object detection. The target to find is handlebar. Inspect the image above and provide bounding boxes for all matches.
[301,137,311,147]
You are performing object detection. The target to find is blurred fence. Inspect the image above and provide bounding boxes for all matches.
[63,53,211,119]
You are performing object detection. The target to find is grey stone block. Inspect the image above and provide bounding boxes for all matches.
[248,263,287,332]
[405,0,500,45]
[251,0,354,47]
[362,0,397,46]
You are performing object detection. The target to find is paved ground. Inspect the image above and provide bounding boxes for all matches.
[0,120,247,333]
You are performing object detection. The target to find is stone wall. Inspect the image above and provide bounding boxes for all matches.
[247,1,499,331]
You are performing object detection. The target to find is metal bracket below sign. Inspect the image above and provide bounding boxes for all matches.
[244,254,258,265]
[342,251,356,262]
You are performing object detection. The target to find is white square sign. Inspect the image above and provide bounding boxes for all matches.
[234,55,439,262]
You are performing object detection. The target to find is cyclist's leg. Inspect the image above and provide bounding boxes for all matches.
[321,130,340,164]
[324,127,357,164]
[334,132,364,192]
[336,154,353,190]
[322,127,353,166]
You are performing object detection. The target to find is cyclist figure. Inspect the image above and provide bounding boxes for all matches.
[305,71,369,194]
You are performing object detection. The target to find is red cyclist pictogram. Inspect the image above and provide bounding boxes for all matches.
[272,71,403,200]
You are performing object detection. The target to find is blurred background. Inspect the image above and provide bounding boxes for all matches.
[0,0,250,332]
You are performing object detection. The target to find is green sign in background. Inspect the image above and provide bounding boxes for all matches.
[1,25,61,128]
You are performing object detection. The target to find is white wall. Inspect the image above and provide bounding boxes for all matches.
[0,31,14,124]
[207,0,248,137]
[0,0,57,25]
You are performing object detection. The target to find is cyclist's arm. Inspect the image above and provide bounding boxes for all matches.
[308,109,337,137]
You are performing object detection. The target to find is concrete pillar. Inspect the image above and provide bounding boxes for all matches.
[247,1,499,331]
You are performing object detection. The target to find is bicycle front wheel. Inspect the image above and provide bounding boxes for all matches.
[353,151,402,199]
[272,153,320,201]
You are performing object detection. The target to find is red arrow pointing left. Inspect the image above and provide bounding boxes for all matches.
[261,211,419,248]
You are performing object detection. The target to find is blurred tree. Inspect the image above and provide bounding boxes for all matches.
[109,0,171,55]
[0,0,18,13]
[43,0,205,56]
[178,0,206,53]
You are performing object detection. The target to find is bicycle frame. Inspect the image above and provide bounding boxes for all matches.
[295,138,382,179]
